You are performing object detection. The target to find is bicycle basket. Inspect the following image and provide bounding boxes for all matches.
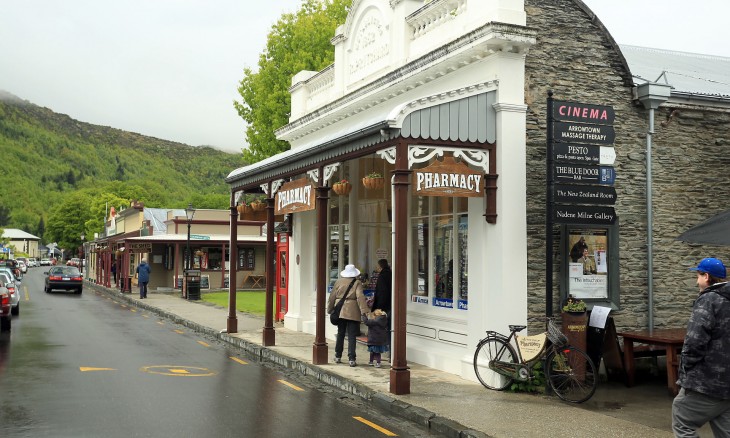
[546,319,568,347]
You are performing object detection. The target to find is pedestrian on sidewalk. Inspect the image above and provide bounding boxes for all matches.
[135,258,151,299]
[327,264,369,367]
[371,259,392,358]
[111,260,117,286]
[365,309,389,368]
[672,257,730,437]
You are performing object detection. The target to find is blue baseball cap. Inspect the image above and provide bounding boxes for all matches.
[690,257,727,279]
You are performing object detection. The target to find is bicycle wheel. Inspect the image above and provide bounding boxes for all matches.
[473,338,517,390]
[546,345,597,403]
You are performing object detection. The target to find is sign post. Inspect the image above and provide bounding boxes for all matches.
[547,95,617,317]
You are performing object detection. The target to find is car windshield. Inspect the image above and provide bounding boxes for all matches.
[50,267,81,276]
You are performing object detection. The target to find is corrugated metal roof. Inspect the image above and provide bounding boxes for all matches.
[621,45,730,98]
[1,228,41,240]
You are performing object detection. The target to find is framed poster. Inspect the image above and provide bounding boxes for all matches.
[561,224,620,310]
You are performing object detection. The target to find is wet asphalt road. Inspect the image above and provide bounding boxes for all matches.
[0,268,434,438]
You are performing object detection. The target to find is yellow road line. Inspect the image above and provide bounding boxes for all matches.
[229,356,248,365]
[80,367,116,372]
[197,341,210,347]
[130,309,137,313]
[277,379,304,391]
[157,321,164,325]
[353,417,397,436]
[143,315,150,318]
[174,329,184,334]
[24,286,30,301]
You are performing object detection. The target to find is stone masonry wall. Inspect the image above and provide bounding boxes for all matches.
[522,0,730,332]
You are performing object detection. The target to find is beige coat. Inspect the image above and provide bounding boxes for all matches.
[327,277,369,322]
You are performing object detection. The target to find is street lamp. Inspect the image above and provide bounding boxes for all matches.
[185,203,196,271]
[80,233,86,276]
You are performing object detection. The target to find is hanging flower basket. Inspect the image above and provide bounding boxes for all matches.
[332,180,352,195]
[238,204,252,215]
[362,173,384,190]
[195,250,204,257]
[251,200,266,211]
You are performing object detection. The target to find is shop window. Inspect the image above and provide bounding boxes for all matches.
[205,247,223,270]
[411,197,468,310]
[238,247,255,270]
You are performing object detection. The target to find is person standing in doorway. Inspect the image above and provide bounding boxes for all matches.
[672,257,730,436]
[327,264,369,367]
[136,258,151,299]
[371,259,392,354]
[111,260,117,286]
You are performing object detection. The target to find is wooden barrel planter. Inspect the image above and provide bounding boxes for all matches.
[362,176,384,190]
[332,181,352,195]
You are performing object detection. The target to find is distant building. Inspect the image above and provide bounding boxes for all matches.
[1,228,41,258]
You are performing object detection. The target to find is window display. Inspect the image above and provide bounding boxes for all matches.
[410,197,468,310]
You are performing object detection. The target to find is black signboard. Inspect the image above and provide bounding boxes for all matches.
[554,205,616,224]
[553,121,615,145]
[552,100,615,125]
[553,164,615,185]
[554,184,617,205]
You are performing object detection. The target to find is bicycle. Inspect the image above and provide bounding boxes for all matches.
[473,318,597,403]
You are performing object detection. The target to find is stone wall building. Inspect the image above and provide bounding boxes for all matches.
[225,0,730,391]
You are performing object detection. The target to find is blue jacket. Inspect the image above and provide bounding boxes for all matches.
[136,261,151,283]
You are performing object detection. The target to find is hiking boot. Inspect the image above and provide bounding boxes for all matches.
[375,362,382,368]
[349,360,356,367]
[334,357,342,364]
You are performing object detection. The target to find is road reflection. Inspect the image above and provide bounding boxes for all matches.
[0,332,10,377]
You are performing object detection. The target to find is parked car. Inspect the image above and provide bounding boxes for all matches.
[40,258,51,266]
[0,286,10,332]
[28,258,38,267]
[68,258,81,268]
[0,272,19,316]
[44,266,83,294]
[17,260,27,274]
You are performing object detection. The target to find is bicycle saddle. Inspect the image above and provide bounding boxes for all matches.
[509,325,526,332]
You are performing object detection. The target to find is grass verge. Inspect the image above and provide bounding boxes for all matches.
[201,291,266,316]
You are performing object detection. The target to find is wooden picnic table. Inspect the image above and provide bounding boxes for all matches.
[618,328,686,396]
[241,274,265,289]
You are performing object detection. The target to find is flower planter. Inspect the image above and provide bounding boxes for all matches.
[237,204,252,215]
[251,201,266,211]
[332,182,352,195]
[362,176,384,190]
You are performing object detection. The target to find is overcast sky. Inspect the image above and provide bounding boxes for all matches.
[0,1,727,154]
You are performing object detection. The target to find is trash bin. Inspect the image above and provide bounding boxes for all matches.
[185,270,201,300]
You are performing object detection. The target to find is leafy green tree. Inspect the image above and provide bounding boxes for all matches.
[37,216,45,238]
[234,0,352,163]
[0,205,10,226]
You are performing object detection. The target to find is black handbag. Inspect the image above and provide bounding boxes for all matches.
[329,279,357,325]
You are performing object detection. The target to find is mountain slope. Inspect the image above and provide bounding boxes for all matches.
[0,90,245,233]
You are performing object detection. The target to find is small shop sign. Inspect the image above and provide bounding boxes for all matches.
[414,156,484,197]
[129,242,152,253]
[275,178,315,215]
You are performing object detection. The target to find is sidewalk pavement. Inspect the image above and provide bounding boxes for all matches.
[92,284,687,438]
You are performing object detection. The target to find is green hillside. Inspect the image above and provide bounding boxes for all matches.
[0,90,245,243]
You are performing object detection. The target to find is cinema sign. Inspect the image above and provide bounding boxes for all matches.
[414,157,484,197]
[275,178,316,215]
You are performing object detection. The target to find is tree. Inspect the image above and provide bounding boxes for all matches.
[234,0,352,163]
[0,205,10,226]
[37,216,45,238]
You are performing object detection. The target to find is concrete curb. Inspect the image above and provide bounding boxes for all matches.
[92,284,480,437]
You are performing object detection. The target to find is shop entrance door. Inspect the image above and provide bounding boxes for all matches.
[275,234,289,321]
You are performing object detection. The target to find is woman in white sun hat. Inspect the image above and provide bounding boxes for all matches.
[327,264,369,366]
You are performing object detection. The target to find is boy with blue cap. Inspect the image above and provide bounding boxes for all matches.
[672,257,730,437]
